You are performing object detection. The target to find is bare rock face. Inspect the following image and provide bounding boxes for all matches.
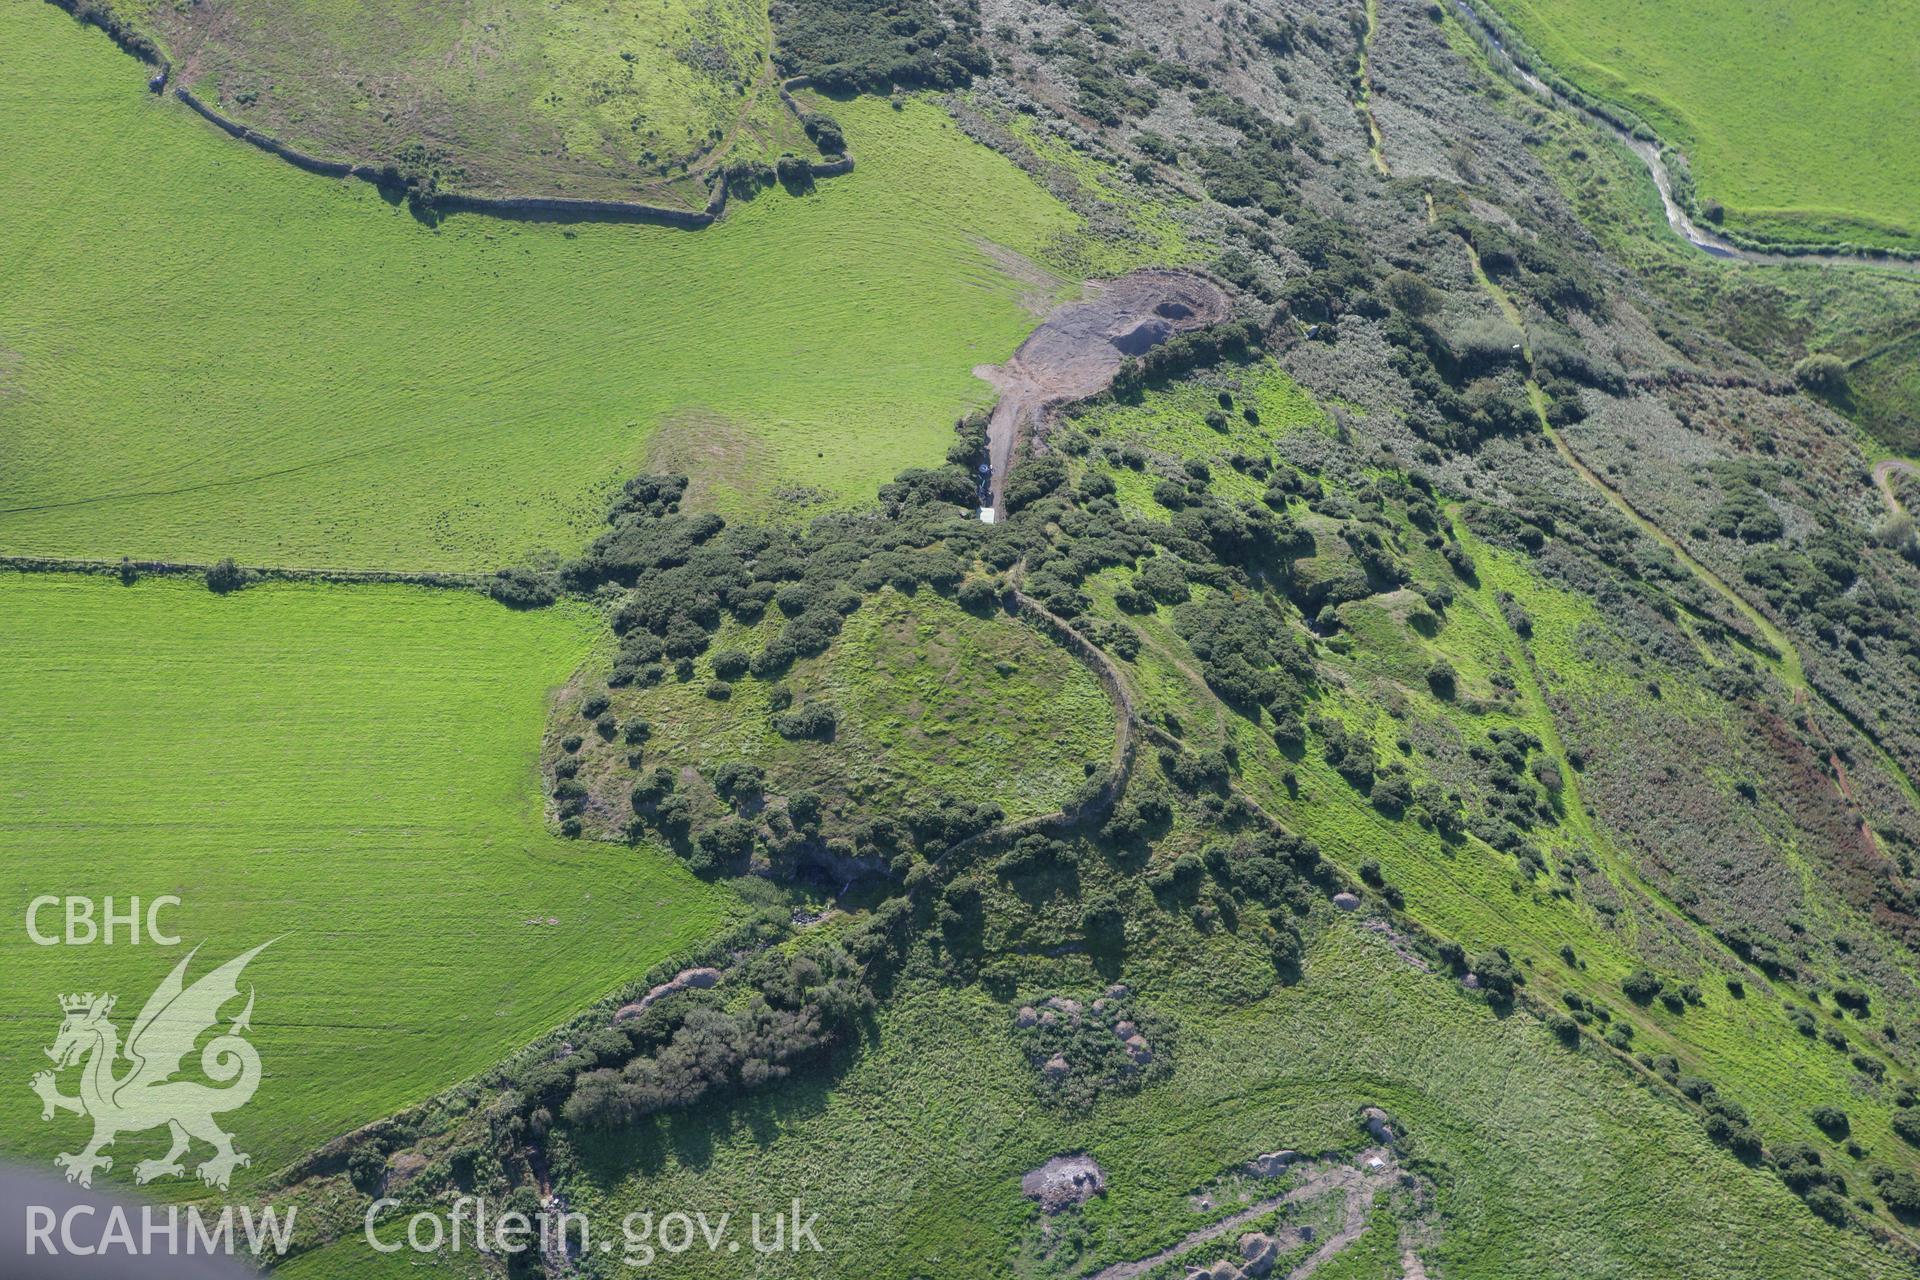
[1238,1231,1281,1277]
[1123,1034,1153,1064]
[1021,1153,1107,1213]
[978,269,1231,513]
[1360,1107,1395,1143]
[1246,1150,1300,1178]
[1332,891,1361,911]
[1043,1054,1071,1080]
[1109,316,1175,355]
[614,966,723,1022]
[1113,1019,1139,1039]
[1015,1005,1039,1028]
[1461,972,1482,990]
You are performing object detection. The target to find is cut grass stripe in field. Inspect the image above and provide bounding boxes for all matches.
[0,3,1114,569]
[0,574,737,1190]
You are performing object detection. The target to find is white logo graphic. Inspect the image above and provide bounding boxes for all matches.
[30,943,271,1190]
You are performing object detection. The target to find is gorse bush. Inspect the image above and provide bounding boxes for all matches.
[488,567,558,609]
[773,0,990,93]
[561,945,872,1129]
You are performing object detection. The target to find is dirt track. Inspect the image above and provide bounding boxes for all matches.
[1874,459,1917,513]
[977,269,1229,513]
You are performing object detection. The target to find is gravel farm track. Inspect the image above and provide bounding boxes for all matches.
[977,269,1230,514]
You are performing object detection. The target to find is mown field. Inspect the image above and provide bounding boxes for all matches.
[115,0,768,200]
[1483,0,1920,250]
[0,574,736,1188]
[0,3,1105,570]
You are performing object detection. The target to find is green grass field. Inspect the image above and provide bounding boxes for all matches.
[115,0,768,201]
[0,573,736,1189]
[0,3,1105,570]
[1484,0,1920,249]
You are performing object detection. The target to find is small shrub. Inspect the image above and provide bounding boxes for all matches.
[1791,353,1848,397]
[957,578,999,613]
[489,567,557,609]
[1874,1166,1920,1217]
[774,703,837,740]
[776,153,814,190]
[205,557,249,594]
[345,1146,386,1194]
[1621,969,1663,1005]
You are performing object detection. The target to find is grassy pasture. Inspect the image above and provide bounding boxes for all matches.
[0,4,1099,570]
[114,0,768,201]
[1483,0,1920,249]
[0,574,736,1190]
[482,928,1905,1280]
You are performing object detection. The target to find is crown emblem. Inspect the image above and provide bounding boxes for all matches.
[59,992,113,1016]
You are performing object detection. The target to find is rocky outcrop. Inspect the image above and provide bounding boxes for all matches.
[1246,1150,1301,1178]
[1021,1153,1106,1212]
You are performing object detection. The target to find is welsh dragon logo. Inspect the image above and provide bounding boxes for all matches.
[30,942,270,1190]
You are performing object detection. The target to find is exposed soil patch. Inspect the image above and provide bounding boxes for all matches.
[976,268,1229,513]
[645,411,770,513]
[612,966,722,1023]
[1084,1148,1406,1280]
